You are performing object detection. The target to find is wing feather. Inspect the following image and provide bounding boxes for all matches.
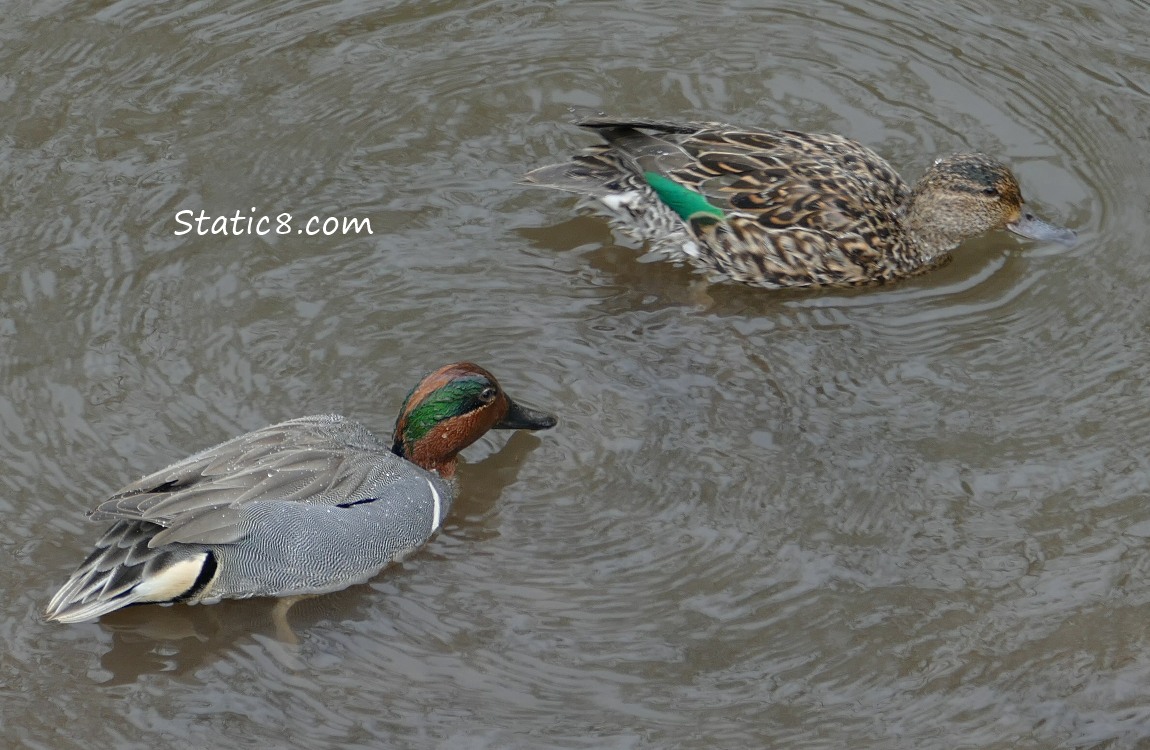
[88,415,398,547]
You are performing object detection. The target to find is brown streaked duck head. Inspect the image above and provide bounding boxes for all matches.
[904,153,1076,259]
[391,362,557,477]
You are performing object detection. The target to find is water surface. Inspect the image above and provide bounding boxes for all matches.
[2,0,1149,747]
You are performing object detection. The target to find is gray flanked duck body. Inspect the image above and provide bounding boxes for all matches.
[45,362,556,624]
[524,115,1076,289]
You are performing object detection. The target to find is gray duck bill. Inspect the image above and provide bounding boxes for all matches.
[1008,206,1077,246]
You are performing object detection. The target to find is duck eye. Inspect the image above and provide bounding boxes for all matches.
[478,386,498,404]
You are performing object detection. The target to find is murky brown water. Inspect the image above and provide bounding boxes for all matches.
[2,0,1148,747]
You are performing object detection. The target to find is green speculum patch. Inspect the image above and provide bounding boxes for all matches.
[401,379,487,448]
[643,171,725,221]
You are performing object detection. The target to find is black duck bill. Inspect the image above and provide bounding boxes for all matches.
[494,399,557,430]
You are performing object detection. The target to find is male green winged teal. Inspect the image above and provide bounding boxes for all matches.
[524,116,1076,289]
[45,362,557,623]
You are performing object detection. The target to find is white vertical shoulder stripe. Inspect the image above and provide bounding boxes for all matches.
[426,479,442,533]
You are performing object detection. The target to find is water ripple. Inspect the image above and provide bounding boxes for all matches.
[4,0,1149,748]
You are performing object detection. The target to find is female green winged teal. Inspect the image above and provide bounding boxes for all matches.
[45,363,556,624]
[524,116,1076,289]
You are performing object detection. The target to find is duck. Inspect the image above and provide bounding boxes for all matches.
[524,115,1077,289]
[44,362,557,624]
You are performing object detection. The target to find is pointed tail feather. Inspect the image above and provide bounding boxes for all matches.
[572,115,706,135]
[531,116,703,190]
[45,521,215,623]
[521,161,626,197]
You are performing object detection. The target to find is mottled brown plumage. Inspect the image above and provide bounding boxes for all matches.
[524,116,1076,289]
